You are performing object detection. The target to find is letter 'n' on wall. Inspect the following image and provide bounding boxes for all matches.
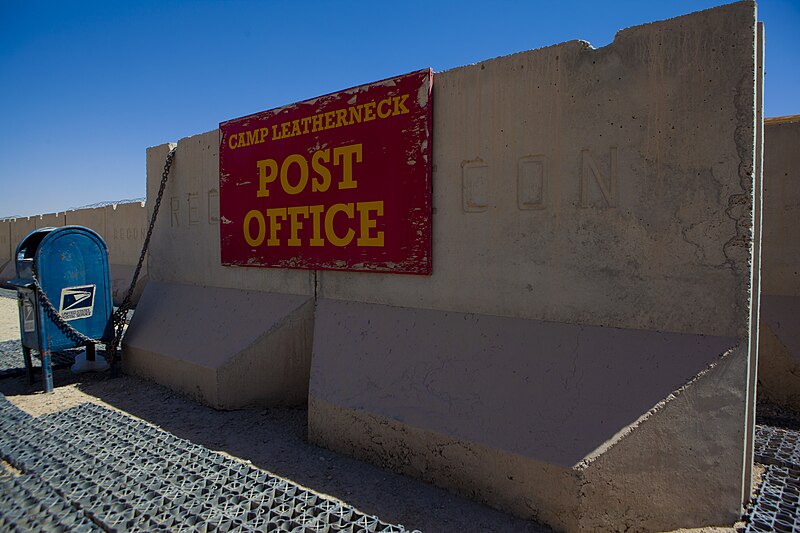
[580,147,618,208]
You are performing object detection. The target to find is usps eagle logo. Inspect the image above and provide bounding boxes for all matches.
[59,285,96,321]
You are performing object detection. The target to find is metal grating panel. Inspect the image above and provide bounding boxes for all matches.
[0,401,419,532]
[755,424,800,469]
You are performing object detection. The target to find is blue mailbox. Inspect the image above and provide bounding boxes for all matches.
[8,226,113,392]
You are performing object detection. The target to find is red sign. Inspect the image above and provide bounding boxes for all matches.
[219,69,432,274]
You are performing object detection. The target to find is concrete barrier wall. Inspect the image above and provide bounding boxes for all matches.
[0,217,36,283]
[65,202,149,305]
[0,204,149,306]
[124,2,760,531]
[64,206,106,236]
[0,219,11,276]
[122,141,315,408]
[34,212,65,228]
[310,4,760,530]
[758,116,800,408]
[145,140,313,295]
[317,21,752,340]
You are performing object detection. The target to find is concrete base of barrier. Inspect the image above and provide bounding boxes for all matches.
[308,299,745,531]
[122,281,314,409]
[758,295,800,409]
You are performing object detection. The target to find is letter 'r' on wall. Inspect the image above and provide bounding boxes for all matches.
[580,147,618,208]
[462,160,489,212]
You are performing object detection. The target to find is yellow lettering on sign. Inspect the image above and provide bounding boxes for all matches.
[280,154,309,195]
[255,143,363,197]
[377,98,392,119]
[256,159,278,197]
[243,210,266,246]
[312,114,323,132]
[349,106,362,124]
[325,203,356,247]
[291,120,301,137]
[228,92,415,150]
[336,108,348,128]
[334,144,362,190]
[308,205,325,246]
[324,111,336,130]
[286,206,309,246]
[362,101,376,122]
[246,201,384,248]
[311,150,331,192]
[266,208,287,246]
[357,201,384,246]
[393,94,409,115]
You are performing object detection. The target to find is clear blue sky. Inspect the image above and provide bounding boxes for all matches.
[1,0,797,219]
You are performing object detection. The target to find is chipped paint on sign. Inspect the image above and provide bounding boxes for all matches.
[219,69,433,274]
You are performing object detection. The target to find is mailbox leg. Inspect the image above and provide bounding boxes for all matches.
[41,350,54,393]
[86,343,96,362]
[22,346,34,385]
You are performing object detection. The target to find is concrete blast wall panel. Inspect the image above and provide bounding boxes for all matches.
[122,139,315,408]
[127,2,761,531]
[310,3,761,531]
[1,205,149,307]
[34,212,66,229]
[758,116,800,408]
[0,219,11,278]
[0,217,36,282]
[65,203,149,306]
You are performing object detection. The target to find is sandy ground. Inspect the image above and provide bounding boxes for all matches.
[0,295,19,342]
[0,290,745,532]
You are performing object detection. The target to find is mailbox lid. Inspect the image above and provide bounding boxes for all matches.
[35,226,113,350]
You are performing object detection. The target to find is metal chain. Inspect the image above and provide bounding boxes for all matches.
[31,263,99,346]
[107,146,176,367]
[30,146,177,369]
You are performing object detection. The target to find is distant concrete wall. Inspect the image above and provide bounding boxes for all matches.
[125,1,760,531]
[69,202,150,305]
[9,217,36,256]
[0,204,149,306]
[34,212,65,228]
[0,219,11,279]
[758,116,800,409]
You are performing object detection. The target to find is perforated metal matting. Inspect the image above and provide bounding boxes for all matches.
[755,424,800,469]
[746,464,800,533]
[0,396,419,532]
[746,425,800,532]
